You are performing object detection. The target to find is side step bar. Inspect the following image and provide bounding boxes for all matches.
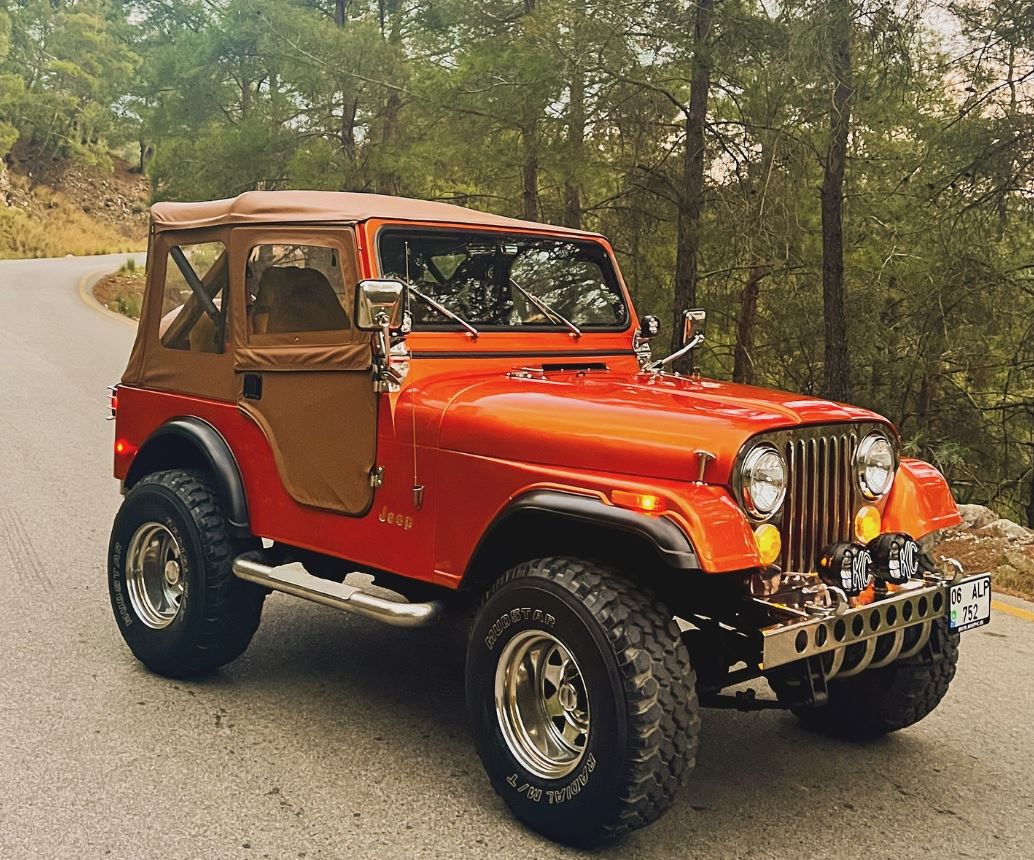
[232,552,444,629]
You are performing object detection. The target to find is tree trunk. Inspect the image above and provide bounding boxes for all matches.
[820,0,854,402]
[137,140,154,174]
[733,264,771,385]
[562,1,585,230]
[340,95,358,162]
[375,92,402,194]
[670,0,714,372]
[332,1,357,164]
[240,76,251,118]
[562,58,585,230]
[520,109,540,221]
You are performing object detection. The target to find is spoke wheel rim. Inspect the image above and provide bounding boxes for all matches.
[125,522,185,629]
[494,630,591,780]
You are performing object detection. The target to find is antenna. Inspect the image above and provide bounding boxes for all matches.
[404,239,424,509]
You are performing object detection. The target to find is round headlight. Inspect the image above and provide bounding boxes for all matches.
[741,444,787,519]
[856,433,895,499]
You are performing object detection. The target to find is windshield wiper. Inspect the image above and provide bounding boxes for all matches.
[407,283,480,338]
[509,278,581,338]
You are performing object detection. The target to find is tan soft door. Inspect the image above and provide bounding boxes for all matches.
[230,227,378,516]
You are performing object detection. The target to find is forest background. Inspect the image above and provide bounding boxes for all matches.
[2,0,1033,523]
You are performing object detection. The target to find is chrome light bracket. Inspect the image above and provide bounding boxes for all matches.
[633,327,654,369]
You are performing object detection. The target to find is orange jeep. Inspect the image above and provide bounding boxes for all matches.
[107,191,990,845]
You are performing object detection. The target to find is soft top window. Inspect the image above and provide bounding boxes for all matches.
[246,243,352,338]
[378,230,628,331]
[159,241,228,354]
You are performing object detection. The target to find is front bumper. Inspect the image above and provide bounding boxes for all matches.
[755,571,981,679]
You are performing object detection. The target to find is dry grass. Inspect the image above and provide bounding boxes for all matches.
[0,177,145,259]
[94,260,146,319]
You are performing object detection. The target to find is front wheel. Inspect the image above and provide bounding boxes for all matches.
[465,557,699,846]
[108,469,266,678]
[770,618,960,739]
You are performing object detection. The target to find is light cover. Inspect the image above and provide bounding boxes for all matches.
[741,444,787,519]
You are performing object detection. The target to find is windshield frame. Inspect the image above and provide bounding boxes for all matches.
[374,225,633,335]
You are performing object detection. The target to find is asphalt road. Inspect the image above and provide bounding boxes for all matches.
[1,254,1033,859]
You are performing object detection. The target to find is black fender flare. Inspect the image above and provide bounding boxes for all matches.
[125,417,250,536]
[479,489,699,570]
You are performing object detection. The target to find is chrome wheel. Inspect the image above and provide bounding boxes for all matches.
[494,630,591,780]
[125,522,185,629]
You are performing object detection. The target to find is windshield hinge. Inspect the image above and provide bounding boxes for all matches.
[369,466,385,488]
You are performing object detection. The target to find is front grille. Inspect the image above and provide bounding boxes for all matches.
[780,429,860,572]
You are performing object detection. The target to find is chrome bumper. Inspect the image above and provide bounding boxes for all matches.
[757,577,955,679]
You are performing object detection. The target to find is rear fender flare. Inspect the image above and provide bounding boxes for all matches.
[124,417,249,536]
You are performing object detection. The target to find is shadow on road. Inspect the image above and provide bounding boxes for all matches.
[158,597,986,858]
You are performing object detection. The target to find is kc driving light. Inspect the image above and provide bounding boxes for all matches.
[855,433,895,499]
[867,532,922,584]
[817,543,873,596]
[741,444,787,519]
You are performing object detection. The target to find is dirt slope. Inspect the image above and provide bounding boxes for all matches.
[0,146,148,259]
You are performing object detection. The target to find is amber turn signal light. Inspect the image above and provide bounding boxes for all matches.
[854,504,882,544]
[753,523,782,566]
[611,490,665,514]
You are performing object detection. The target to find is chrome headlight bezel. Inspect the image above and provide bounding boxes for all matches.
[855,432,896,500]
[740,443,788,521]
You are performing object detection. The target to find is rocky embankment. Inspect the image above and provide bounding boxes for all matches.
[929,504,1034,600]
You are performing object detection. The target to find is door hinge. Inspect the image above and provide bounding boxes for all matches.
[369,466,385,488]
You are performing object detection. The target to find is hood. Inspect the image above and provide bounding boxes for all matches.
[436,368,889,485]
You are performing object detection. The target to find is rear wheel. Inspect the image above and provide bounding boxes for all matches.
[466,557,699,846]
[108,469,266,678]
[770,618,960,739]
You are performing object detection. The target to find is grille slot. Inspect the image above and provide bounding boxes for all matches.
[781,431,858,572]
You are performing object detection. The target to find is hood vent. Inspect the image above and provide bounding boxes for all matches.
[508,362,608,380]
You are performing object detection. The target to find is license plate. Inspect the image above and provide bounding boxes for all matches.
[948,574,991,632]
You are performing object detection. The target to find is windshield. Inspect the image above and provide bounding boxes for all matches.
[378,230,629,330]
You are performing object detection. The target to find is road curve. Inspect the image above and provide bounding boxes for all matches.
[1,255,1033,859]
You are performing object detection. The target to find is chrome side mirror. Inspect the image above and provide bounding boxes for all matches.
[355,279,406,331]
[646,308,707,373]
[356,279,407,383]
[681,308,706,348]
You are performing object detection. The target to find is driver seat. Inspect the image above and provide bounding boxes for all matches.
[253,266,348,334]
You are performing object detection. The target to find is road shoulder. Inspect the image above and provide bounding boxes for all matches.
[77,267,138,329]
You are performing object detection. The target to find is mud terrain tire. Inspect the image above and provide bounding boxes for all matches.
[771,618,959,739]
[466,557,699,846]
[108,469,265,678]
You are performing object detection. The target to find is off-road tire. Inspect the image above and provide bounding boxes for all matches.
[771,618,959,739]
[108,469,265,678]
[466,557,699,846]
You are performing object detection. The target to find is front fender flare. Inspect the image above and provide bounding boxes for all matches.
[490,489,700,569]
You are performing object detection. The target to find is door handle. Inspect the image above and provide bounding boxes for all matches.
[243,373,263,400]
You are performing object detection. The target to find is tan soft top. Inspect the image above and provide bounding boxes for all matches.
[150,190,599,236]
